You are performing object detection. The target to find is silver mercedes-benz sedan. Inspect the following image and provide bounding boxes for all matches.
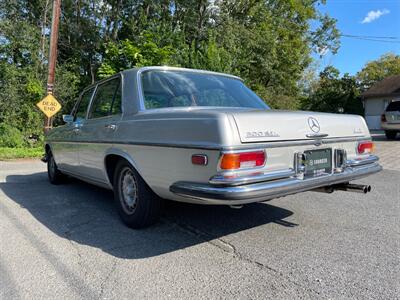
[45,66,382,228]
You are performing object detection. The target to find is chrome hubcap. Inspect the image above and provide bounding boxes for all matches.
[120,168,138,214]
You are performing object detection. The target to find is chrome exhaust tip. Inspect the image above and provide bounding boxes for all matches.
[230,205,243,209]
[313,184,372,194]
[335,183,372,194]
[344,184,371,194]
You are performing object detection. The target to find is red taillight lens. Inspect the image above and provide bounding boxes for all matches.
[220,151,266,170]
[381,114,387,122]
[357,141,375,154]
[192,154,208,165]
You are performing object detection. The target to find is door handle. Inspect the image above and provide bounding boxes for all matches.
[105,124,117,131]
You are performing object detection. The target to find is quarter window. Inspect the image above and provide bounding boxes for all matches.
[89,78,121,119]
[111,84,122,115]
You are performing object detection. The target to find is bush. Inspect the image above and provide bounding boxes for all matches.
[0,123,25,147]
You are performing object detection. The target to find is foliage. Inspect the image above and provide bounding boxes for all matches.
[0,147,44,160]
[0,124,25,148]
[356,53,400,90]
[301,66,363,115]
[98,37,177,78]
[1,0,341,145]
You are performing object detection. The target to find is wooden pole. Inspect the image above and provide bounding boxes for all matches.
[45,0,61,133]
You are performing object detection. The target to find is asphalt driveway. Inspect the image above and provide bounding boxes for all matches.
[0,136,399,299]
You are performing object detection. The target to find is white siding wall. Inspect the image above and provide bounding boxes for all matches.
[364,97,390,130]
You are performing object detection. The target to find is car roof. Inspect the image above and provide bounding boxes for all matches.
[122,66,243,81]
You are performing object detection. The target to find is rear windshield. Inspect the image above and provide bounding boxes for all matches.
[386,101,400,112]
[141,70,269,110]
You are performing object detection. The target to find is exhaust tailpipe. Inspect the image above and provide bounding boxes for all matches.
[335,183,371,194]
[230,205,243,209]
[313,183,371,194]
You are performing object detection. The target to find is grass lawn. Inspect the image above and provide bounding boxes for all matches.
[0,147,44,160]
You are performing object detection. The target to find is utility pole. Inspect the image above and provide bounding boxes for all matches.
[45,0,61,133]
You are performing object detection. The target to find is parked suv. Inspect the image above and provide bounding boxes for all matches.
[381,100,400,139]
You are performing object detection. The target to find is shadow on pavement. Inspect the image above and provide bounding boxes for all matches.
[1,172,296,259]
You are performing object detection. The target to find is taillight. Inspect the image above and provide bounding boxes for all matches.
[381,114,387,122]
[191,154,208,165]
[357,141,375,154]
[220,151,266,170]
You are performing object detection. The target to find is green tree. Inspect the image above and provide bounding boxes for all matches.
[0,0,340,144]
[357,53,400,90]
[301,66,363,115]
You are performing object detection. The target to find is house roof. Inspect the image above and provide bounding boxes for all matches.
[362,75,400,98]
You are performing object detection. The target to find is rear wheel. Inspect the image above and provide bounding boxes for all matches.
[385,130,397,140]
[47,151,65,184]
[113,160,162,228]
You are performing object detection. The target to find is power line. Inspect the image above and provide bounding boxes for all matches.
[341,34,400,40]
[340,34,400,44]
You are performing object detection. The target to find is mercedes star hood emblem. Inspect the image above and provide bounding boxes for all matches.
[308,117,320,133]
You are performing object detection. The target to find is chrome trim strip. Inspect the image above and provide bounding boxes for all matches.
[224,137,370,151]
[306,133,329,138]
[170,163,382,205]
[346,155,379,167]
[209,169,296,186]
[46,140,223,150]
[46,136,371,151]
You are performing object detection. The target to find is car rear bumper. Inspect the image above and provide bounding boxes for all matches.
[381,122,400,131]
[169,156,382,205]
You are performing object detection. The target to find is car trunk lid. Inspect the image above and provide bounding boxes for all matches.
[232,110,369,143]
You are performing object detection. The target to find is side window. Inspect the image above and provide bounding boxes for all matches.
[89,78,120,119]
[75,88,95,121]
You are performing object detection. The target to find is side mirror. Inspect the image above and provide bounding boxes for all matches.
[62,114,74,123]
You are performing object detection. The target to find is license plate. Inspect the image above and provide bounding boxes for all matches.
[303,149,332,178]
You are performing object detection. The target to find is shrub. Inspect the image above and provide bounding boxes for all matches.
[0,123,25,147]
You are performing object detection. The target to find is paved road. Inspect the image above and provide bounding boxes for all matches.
[1,139,399,299]
[372,133,400,171]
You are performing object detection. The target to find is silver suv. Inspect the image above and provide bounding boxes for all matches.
[381,100,400,139]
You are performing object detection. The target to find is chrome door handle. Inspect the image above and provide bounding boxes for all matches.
[105,124,117,131]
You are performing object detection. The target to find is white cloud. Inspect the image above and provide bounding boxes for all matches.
[361,9,390,24]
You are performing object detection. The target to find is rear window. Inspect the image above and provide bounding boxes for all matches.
[386,101,400,112]
[141,70,269,110]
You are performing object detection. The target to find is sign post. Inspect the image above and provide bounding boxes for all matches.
[43,0,62,133]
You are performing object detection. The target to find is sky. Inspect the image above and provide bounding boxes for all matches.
[315,0,400,75]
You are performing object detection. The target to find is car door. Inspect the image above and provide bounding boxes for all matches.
[75,76,122,182]
[55,87,95,173]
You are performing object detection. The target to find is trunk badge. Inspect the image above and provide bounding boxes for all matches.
[246,131,280,138]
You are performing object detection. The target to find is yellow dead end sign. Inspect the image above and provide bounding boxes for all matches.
[36,94,62,118]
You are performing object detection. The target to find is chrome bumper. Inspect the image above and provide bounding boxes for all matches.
[381,122,400,130]
[170,158,382,205]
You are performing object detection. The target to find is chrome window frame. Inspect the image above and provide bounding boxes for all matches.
[73,85,97,122]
